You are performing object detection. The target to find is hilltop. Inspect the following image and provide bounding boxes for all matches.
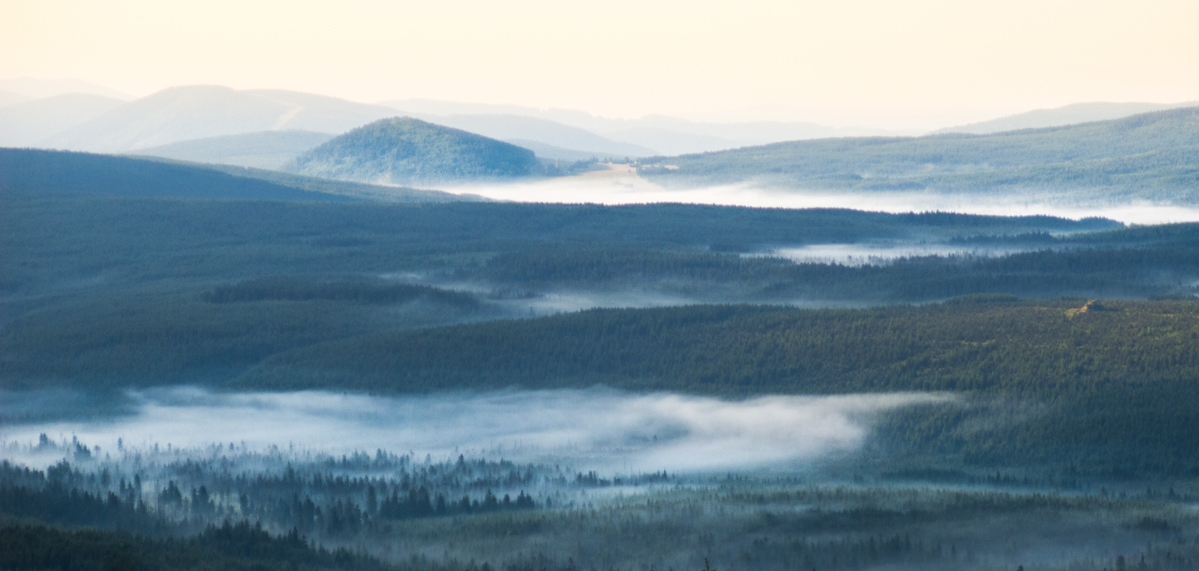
[284,117,542,185]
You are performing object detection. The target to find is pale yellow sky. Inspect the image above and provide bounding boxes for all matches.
[2,0,1197,129]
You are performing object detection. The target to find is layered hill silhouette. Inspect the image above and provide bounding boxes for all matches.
[0,148,474,203]
[398,113,655,158]
[640,106,1199,203]
[381,98,900,154]
[130,130,334,170]
[283,117,541,185]
[43,86,398,152]
[0,93,126,147]
[937,101,1199,134]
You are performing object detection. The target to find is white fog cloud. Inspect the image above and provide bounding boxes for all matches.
[1,388,949,473]
[436,170,1199,226]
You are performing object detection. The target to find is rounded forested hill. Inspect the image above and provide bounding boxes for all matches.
[284,117,540,185]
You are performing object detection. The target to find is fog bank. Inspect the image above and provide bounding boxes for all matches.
[440,170,1199,225]
[1,388,947,473]
[762,243,1037,266]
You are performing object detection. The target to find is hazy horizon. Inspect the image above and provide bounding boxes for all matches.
[4,0,1198,131]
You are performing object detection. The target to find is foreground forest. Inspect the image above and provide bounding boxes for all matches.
[5,440,1199,571]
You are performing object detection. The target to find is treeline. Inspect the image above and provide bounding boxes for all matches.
[0,482,165,535]
[7,453,1199,571]
[0,449,552,542]
[0,522,393,571]
[471,242,1199,301]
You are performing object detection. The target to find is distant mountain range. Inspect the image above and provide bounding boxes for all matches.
[0,93,126,147]
[0,91,32,108]
[379,99,896,155]
[936,101,1199,134]
[640,106,1199,204]
[0,77,133,100]
[4,79,1198,192]
[284,117,541,185]
[130,131,335,170]
[40,86,399,152]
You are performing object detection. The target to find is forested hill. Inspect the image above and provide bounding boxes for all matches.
[284,117,541,185]
[234,298,1199,473]
[0,148,470,203]
[639,106,1199,201]
[235,299,1199,397]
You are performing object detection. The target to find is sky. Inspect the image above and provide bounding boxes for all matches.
[2,0,1197,130]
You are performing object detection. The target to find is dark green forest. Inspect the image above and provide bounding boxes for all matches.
[4,451,1199,571]
[0,148,474,203]
[221,298,1199,474]
[0,522,395,571]
[7,176,1184,395]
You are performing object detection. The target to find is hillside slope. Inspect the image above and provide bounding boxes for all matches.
[414,113,655,157]
[44,86,397,151]
[0,93,126,146]
[0,148,470,203]
[381,98,903,153]
[640,106,1199,202]
[284,117,541,184]
[937,101,1199,134]
[130,130,333,169]
[229,299,1199,473]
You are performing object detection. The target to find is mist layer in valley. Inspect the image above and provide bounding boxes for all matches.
[442,165,1199,225]
[4,387,1196,571]
[0,388,946,473]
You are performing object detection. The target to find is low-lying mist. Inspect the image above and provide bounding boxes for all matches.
[441,171,1199,225]
[760,243,1038,266]
[1,388,948,473]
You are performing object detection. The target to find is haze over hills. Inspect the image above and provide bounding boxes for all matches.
[503,139,610,162]
[11,80,1199,178]
[0,148,474,203]
[43,85,399,152]
[0,77,133,100]
[130,130,335,170]
[400,113,656,158]
[3,84,659,164]
[284,117,542,185]
[0,91,32,108]
[5,80,1199,205]
[381,98,908,154]
[0,93,126,147]
[937,101,1199,134]
[641,106,1199,204]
